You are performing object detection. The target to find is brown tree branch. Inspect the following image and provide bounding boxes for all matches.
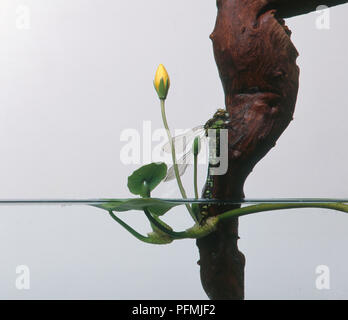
[197,0,300,300]
[197,0,348,300]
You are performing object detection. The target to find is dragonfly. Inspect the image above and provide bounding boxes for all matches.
[162,109,230,182]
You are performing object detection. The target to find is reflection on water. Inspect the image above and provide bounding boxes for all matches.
[0,198,346,206]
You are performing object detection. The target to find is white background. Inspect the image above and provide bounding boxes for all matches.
[0,0,347,299]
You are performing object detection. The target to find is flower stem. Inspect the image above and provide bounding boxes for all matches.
[160,99,197,222]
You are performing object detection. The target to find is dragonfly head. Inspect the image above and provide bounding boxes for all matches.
[204,108,230,133]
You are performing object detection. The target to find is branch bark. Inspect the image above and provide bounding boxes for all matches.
[197,0,300,300]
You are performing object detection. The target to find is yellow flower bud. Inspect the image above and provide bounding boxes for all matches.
[154,64,170,100]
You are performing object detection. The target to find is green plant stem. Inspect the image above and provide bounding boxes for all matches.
[160,99,197,222]
[108,211,165,244]
[109,203,348,244]
[144,209,187,239]
[194,154,199,199]
[218,202,348,221]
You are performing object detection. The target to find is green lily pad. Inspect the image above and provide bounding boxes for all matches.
[93,198,181,216]
[127,162,167,197]
[114,198,179,215]
[94,201,124,211]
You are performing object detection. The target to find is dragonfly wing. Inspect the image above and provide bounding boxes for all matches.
[164,151,194,182]
[162,126,204,154]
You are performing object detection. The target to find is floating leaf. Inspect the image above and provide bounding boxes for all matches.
[93,201,124,211]
[127,162,167,197]
[113,198,179,215]
[147,202,177,216]
[93,198,180,216]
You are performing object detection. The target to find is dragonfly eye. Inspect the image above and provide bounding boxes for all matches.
[214,120,225,127]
